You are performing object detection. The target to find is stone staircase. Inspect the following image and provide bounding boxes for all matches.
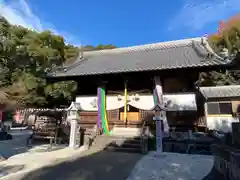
[91,127,146,153]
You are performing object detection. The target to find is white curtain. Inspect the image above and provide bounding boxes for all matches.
[75,94,197,111]
[128,95,154,110]
[75,96,124,111]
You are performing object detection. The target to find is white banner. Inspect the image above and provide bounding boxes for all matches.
[75,93,197,111]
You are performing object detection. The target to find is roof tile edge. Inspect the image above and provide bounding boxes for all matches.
[200,85,240,89]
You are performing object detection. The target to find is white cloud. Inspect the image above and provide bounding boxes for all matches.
[0,0,81,46]
[168,0,240,31]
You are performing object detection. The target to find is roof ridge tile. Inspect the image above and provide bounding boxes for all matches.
[83,37,202,57]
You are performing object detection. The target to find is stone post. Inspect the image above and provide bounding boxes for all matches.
[152,105,164,153]
[156,119,163,152]
[69,119,78,148]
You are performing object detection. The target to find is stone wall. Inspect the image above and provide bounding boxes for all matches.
[211,122,240,180]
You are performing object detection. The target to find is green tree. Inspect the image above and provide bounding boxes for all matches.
[0,18,116,108]
[0,18,76,107]
[200,13,240,86]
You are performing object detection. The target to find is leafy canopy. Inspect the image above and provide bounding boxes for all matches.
[201,13,240,86]
[0,17,116,108]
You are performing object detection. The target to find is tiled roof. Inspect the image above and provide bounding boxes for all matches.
[49,37,230,77]
[199,85,240,99]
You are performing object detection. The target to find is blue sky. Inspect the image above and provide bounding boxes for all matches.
[0,0,240,47]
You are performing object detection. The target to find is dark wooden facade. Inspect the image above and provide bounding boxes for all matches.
[65,68,210,130]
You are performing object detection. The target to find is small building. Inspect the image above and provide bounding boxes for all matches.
[48,37,233,134]
[199,85,240,132]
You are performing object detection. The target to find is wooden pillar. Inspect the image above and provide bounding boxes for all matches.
[123,81,127,122]
[154,76,169,133]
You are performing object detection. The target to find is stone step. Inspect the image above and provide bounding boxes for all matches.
[93,134,142,153]
[111,128,142,137]
[107,141,141,149]
[112,127,141,133]
[97,135,141,144]
[103,146,142,153]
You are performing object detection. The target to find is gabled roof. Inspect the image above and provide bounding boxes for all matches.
[199,85,240,99]
[49,37,230,77]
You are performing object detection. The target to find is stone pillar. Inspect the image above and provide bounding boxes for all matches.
[69,119,78,148]
[155,118,163,152]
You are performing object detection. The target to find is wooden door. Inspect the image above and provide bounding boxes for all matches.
[120,112,140,121]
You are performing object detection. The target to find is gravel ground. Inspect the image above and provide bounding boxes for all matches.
[0,130,214,180]
[126,152,214,180]
[0,146,88,179]
[0,147,142,180]
[19,151,142,180]
[1,150,214,180]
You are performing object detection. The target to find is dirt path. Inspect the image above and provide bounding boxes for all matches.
[16,150,142,180]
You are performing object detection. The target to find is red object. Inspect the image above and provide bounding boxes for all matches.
[14,111,21,123]
[0,110,2,122]
[217,21,225,35]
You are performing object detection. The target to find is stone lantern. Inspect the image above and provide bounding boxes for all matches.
[67,102,81,148]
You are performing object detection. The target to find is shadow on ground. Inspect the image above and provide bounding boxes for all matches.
[0,165,25,178]
[0,132,31,159]
[0,130,68,159]
[1,131,142,180]
[19,150,142,180]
